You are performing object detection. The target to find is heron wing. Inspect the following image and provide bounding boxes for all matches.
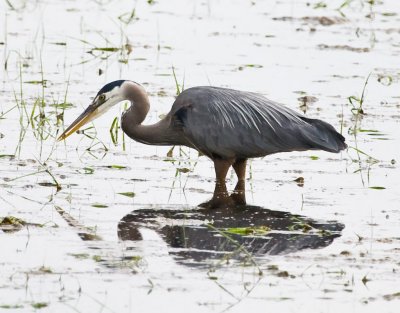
[171,86,346,159]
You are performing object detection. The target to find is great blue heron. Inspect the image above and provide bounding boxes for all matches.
[58,80,346,190]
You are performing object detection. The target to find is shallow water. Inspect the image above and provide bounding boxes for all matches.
[1,0,400,312]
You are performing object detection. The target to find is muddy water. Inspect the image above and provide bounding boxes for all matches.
[1,0,400,312]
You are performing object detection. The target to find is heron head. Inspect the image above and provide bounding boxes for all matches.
[57,80,127,141]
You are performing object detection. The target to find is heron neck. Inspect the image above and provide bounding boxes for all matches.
[121,101,175,146]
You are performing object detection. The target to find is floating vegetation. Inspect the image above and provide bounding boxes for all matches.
[276,270,290,278]
[223,226,271,236]
[294,177,305,187]
[92,203,108,208]
[78,167,95,174]
[68,253,90,259]
[0,216,26,232]
[312,2,327,9]
[38,266,53,274]
[90,47,120,53]
[272,16,346,26]
[31,302,48,309]
[288,217,313,233]
[118,192,136,198]
[106,165,128,170]
[383,292,400,301]
[51,42,67,46]
[0,305,24,309]
[177,167,191,173]
[361,275,371,285]
[92,255,102,262]
[358,129,389,140]
[38,182,59,188]
[318,44,370,53]
[238,64,263,71]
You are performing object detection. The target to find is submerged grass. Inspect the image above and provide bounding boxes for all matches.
[10,56,72,163]
[3,60,64,191]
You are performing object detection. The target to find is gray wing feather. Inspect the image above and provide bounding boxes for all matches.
[171,86,346,159]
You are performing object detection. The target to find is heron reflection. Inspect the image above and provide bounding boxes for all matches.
[118,184,344,266]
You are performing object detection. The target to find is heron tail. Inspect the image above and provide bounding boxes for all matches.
[300,117,347,153]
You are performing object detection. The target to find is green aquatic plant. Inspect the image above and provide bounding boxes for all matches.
[288,217,313,233]
[223,226,271,236]
[118,3,137,25]
[108,103,128,150]
[109,116,119,146]
[348,74,370,116]
[9,56,72,163]
[118,191,135,198]
[0,304,24,309]
[172,65,184,96]
[346,74,383,187]
[31,302,48,309]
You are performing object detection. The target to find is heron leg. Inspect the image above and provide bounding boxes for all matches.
[199,158,247,209]
[231,159,247,205]
[213,158,234,183]
[198,158,235,209]
[230,180,246,205]
[232,159,247,182]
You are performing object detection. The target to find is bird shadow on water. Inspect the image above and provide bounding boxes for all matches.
[118,182,344,267]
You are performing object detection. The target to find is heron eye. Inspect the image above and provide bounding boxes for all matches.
[99,94,106,102]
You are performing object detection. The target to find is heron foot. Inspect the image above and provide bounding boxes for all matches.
[199,180,246,209]
[199,193,236,209]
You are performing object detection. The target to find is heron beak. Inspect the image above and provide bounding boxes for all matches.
[57,105,98,141]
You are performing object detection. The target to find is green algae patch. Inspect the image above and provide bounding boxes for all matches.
[224,226,271,236]
[0,304,24,309]
[118,192,136,198]
[31,302,48,309]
